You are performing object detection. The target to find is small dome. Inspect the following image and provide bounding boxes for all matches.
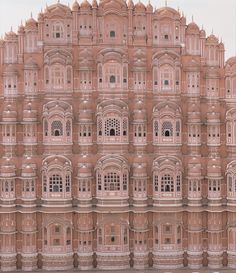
[200,28,206,38]
[24,57,38,70]
[72,0,80,11]
[18,23,25,34]
[4,64,18,74]
[23,102,37,121]
[133,109,147,121]
[127,0,134,9]
[2,104,17,121]
[187,22,200,34]
[133,163,147,177]
[0,161,16,177]
[146,1,153,12]
[25,17,38,30]
[206,34,218,44]
[22,164,36,177]
[5,30,17,41]
[78,164,92,178]
[80,0,92,10]
[92,0,98,8]
[134,1,146,12]
[207,158,221,177]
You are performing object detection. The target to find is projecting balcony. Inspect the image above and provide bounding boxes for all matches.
[2,136,16,145]
[23,136,37,145]
[4,89,18,97]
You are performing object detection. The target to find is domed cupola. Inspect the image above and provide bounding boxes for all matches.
[0,159,16,178]
[186,21,200,34]
[187,156,202,178]
[133,99,147,122]
[25,16,38,30]
[4,29,17,41]
[92,0,98,8]
[207,157,221,178]
[133,155,147,178]
[146,1,153,12]
[2,103,17,122]
[78,99,93,121]
[127,0,134,9]
[134,0,146,12]
[23,102,37,122]
[77,163,92,178]
[80,0,92,10]
[72,0,80,11]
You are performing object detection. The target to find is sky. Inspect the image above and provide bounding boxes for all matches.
[0,0,235,60]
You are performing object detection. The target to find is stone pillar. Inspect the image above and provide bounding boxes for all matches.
[77,213,94,270]
[0,213,17,271]
[21,213,37,271]
[132,213,149,269]
[207,212,223,269]
[187,212,203,269]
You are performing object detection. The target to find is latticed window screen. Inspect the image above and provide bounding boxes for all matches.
[123,118,128,136]
[51,120,63,136]
[65,175,70,192]
[104,172,120,191]
[66,120,71,136]
[161,121,173,137]
[176,175,181,191]
[154,121,159,137]
[161,174,174,192]
[154,175,158,191]
[49,174,63,192]
[2,180,14,192]
[98,119,102,136]
[176,121,180,136]
[123,173,128,190]
[44,120,48,136]
[105,118,120,136]
[97,173,102,190]
[43,175,47,192]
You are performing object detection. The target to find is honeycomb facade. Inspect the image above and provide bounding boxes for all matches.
[0,0,236,271]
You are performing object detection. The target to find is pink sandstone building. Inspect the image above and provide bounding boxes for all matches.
[0,0,236,271]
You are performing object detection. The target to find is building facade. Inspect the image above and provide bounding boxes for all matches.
[0,0,236,271]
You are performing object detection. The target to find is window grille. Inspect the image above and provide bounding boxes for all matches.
[51,120,63,136]
[105,118,120,136]
[162,121,173,137]
[49,174,63,192]
[161,174,174,192]
[104,172,120,191]
[66,120,71,136]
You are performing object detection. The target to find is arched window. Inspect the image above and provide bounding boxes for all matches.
[110,75,116,83]
[42,156,72,200]
[153,157,182,202]
[95,155,129,202]
[97,102,128,144]
[43,101,72,144]
[97,222,129,253]
[162,121,173,137]
[51,120,63,136]
[44,50,72,91]
[161,174,174,192]
[226,161,236,203]
[153,103,181,145]
[49,174,63,192]
[110,31,116,38]
[226,109,236,145]
[52,23,64,39]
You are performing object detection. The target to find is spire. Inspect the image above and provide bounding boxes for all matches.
[165,0,167,7]
[30,12,33,18]
[192,15,194,22]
